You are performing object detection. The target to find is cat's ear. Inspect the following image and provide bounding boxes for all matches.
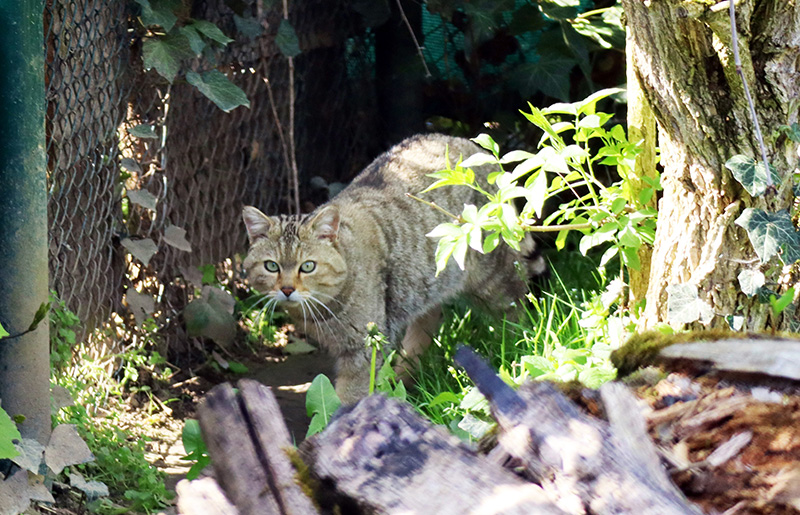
[308,205,340,243]
[242,206,274,240]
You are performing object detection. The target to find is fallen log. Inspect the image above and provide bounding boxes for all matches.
[300,394,564,515]
[455,345,702,514]
[189,379,318,515]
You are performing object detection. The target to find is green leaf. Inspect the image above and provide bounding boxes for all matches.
[183,295,237,347]
[471,134,500,156]
[778,123,800,143]
[305,374,341,438]
[185,70,250,112]
[234,14,263,38]
[191,20,234,46]
[770,287,795,315]
[134,0,177,32]
[179,25,206,55]
[129,124,158,139]
[538,0,581,20]
[28,301,51,332]
[227,361,248,374]
[460,152,498,168]
[578,365,617,388]
[0,322,8,339]
[0,407,21,459]
[142,34,194,83]
[735,208,799,264]
[666,283,714,326]
[181,419,206,455]
[428,391,460,406]
[725,155,780,197]
[738,269,765,297]
[276,19,301,57]
[512,56,576,101]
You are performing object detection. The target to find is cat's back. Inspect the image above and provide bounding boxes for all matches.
[340,133,480,200]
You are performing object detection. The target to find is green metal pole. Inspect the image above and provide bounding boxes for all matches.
[0,0,51,444]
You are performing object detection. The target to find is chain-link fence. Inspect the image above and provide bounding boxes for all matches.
[45,0,383,343]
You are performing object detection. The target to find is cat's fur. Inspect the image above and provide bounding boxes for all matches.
[242,134,544,403]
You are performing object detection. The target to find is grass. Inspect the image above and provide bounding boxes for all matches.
[407,250,620,439]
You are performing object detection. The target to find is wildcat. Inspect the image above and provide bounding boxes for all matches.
[242,134,545,404]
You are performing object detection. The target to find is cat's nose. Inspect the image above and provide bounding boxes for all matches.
[280,286,295,297]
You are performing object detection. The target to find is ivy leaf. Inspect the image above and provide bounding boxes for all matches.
[121,237,158,266]
[142,34,194,83]
[0,407,21,459]
[305,374,341,438]
[725,155,780,197]
[179,25,206,55]
[735,208,799,264]
[666,283,714,326]
[120,157,142,173]
[276,19,301,57]
[512,55,575,102]
[234,14,263,38]
[128,124,158,139]
[738,269,765,297]
[186,70,250,113]
[126,189,158,211]
[191,20,233,46]
[126,289,155,327]
[538,0,581,20]
[163,224,192,252]
[134,0,177,32]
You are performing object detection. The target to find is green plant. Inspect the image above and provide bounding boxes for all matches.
[305,374,341,438]
[424,88,658,288]
[181,419,210,480]
[49,292,81,371]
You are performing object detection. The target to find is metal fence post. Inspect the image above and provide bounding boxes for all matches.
[0,0,51,444]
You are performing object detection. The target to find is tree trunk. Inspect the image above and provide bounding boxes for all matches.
[622,0,800,330]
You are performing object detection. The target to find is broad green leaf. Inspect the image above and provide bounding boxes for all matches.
[191,20,234,46]
[525,170,548,218]
[129,124,158,139]
[483,231,501,253]
[121,237,158,266]
[183,295,237,347]
[186,70,250,112]
[452,236,469,270]
[134,0,177,31]
[428,391,460,406]
[460,152,497,168]
[0,322,8,339]
[725,155,779,197]
[512,56,575,102]
[578,365,617,388]
[0,407,21,459]
[500,150,536,164]
[181,419,205,455]
[579,225,616,255]
[735,208,798,263]
[511,155,544,181]
[227,360,248,374]
[738,269,765,297]
[538,0,581,20]
[305,374,341,438]
[142,34,194,83]
[276,19,301,57]
[426,223,462,239]
[570,6,625,50]
[471,134,500,156]
[666,283,714,326]
[120,157,142,173]
[179,25,206,55]
[457,413,494,440]
[233,14,263,38]
[521,105,564,150]
[770,287,795,315]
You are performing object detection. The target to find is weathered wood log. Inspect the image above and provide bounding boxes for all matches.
[659,339,800,381]
[300,394,564,514]
[176,477,238,515]
[455,345,702,514]
[195,379,318,515]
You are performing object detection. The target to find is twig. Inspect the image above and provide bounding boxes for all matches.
[406,193,461,220]
[521,222,594,233]
[394,0,432,78]
[729,0,772,190]
[262,76,295,208]
[284,0,301,215]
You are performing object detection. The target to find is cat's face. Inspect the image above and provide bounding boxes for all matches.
[242,205,347,319]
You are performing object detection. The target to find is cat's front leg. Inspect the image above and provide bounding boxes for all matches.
[333,348,373,404]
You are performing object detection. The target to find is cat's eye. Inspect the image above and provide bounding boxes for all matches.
[264,260,280,273]
[299,260,316,273]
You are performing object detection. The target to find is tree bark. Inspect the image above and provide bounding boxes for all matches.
[623,0,800,330]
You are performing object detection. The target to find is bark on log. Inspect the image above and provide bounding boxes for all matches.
[301,394,563,515]
[195,379,318,515]
[455,345,702,514]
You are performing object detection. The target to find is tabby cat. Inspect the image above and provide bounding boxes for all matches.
[242,134,544,403]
